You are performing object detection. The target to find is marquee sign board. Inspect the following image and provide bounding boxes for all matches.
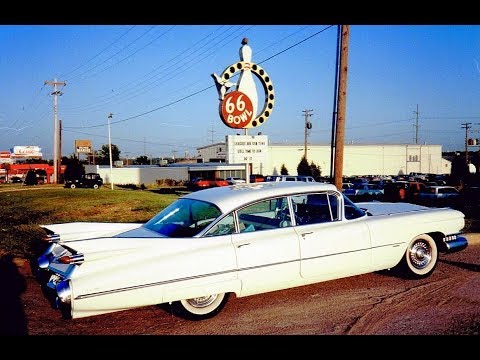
[11,146,42,157]
[75,139,93,154]
[226,134,268,164]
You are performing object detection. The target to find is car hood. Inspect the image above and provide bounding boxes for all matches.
[41,222,144,242]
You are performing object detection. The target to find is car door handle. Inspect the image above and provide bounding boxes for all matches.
[237,243,251,248]
[301,232,313,237]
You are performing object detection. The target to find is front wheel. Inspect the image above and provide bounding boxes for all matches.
[171,293,229,320]
[92,184,99,189]
[70,183,76,189]
[397,234,438,279]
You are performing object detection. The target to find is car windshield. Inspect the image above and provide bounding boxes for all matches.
[144,198,222,238]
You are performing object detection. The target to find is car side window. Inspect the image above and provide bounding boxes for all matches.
[237,197,291,232]
[204,213,236,237]
[291,192,338,225]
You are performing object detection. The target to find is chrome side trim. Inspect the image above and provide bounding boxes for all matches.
[75,244,404,301]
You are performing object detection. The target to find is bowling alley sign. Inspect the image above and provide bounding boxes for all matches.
[212,38,275,129]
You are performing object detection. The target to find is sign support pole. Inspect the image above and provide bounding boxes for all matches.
[244,128,250,183]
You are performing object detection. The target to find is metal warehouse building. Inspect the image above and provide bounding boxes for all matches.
[262,143,450,177]
[197,141,450,177]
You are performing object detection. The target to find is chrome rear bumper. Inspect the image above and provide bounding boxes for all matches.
[443,235,468,253]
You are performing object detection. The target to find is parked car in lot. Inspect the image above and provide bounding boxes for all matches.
[64,173,103,189]
[187,177,230,191]
[226,177,246,185]
[383,181,426,203]
[383,181,409,202]
[265,175,316,182]
[36,181,467,321]
[417,185,461,208]
[343,183,384,201]
[249,174,265,183]
[9,176,23,183]
[341,182,354,192]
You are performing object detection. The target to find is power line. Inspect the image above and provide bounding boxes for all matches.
[63,128,197,149]
[71,26,157,82]
[64,25,336,130]
[81,26,176,81]
[63,25,250,114]
[59,25,137,80]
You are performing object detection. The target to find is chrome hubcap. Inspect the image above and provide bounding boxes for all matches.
[409,241,431,269]
[186,294,218,308]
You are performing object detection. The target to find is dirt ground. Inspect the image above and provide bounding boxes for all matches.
[2,234,480,336]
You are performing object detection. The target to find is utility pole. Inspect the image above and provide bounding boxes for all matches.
[462,122,472,164]
[330,25,341,181]
[59,119,62,181]
[333,25,349,191]
[45,79,66,184]
[413,104,419,144]
[209,124,215,144]
[303,109,313,159]
[108,113,114,190]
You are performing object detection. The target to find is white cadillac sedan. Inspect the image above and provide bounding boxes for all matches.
[36,182,468,321]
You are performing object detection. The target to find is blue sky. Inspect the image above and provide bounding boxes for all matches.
[1,24,479,160]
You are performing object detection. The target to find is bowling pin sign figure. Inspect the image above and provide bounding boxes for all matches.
[237,38,258,120]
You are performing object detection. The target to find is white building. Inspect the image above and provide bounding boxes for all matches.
[197,140,451,177]
[85,141,451,186]
[196,142,227,163]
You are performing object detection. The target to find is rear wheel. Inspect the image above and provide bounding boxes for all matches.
[171,293,229,320]
[398,234,438,279]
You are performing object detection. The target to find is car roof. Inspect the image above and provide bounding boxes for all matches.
[182,181,338,214]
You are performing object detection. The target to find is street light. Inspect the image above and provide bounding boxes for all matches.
[108,113,114,190]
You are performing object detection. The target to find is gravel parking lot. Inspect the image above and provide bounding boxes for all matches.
[2,234,479,335]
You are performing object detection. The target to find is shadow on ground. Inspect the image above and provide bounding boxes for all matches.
[0,254,28,335]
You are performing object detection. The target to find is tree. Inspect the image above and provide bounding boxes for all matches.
[63,157,85,181]
[450,153,469,186]
[4,163,10,181]
[99,144,121,165]
[297,156,311,176]
[24,170,37,186]
[280,164,289,175]
[135,156,149,165]
[310,160,322,179]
